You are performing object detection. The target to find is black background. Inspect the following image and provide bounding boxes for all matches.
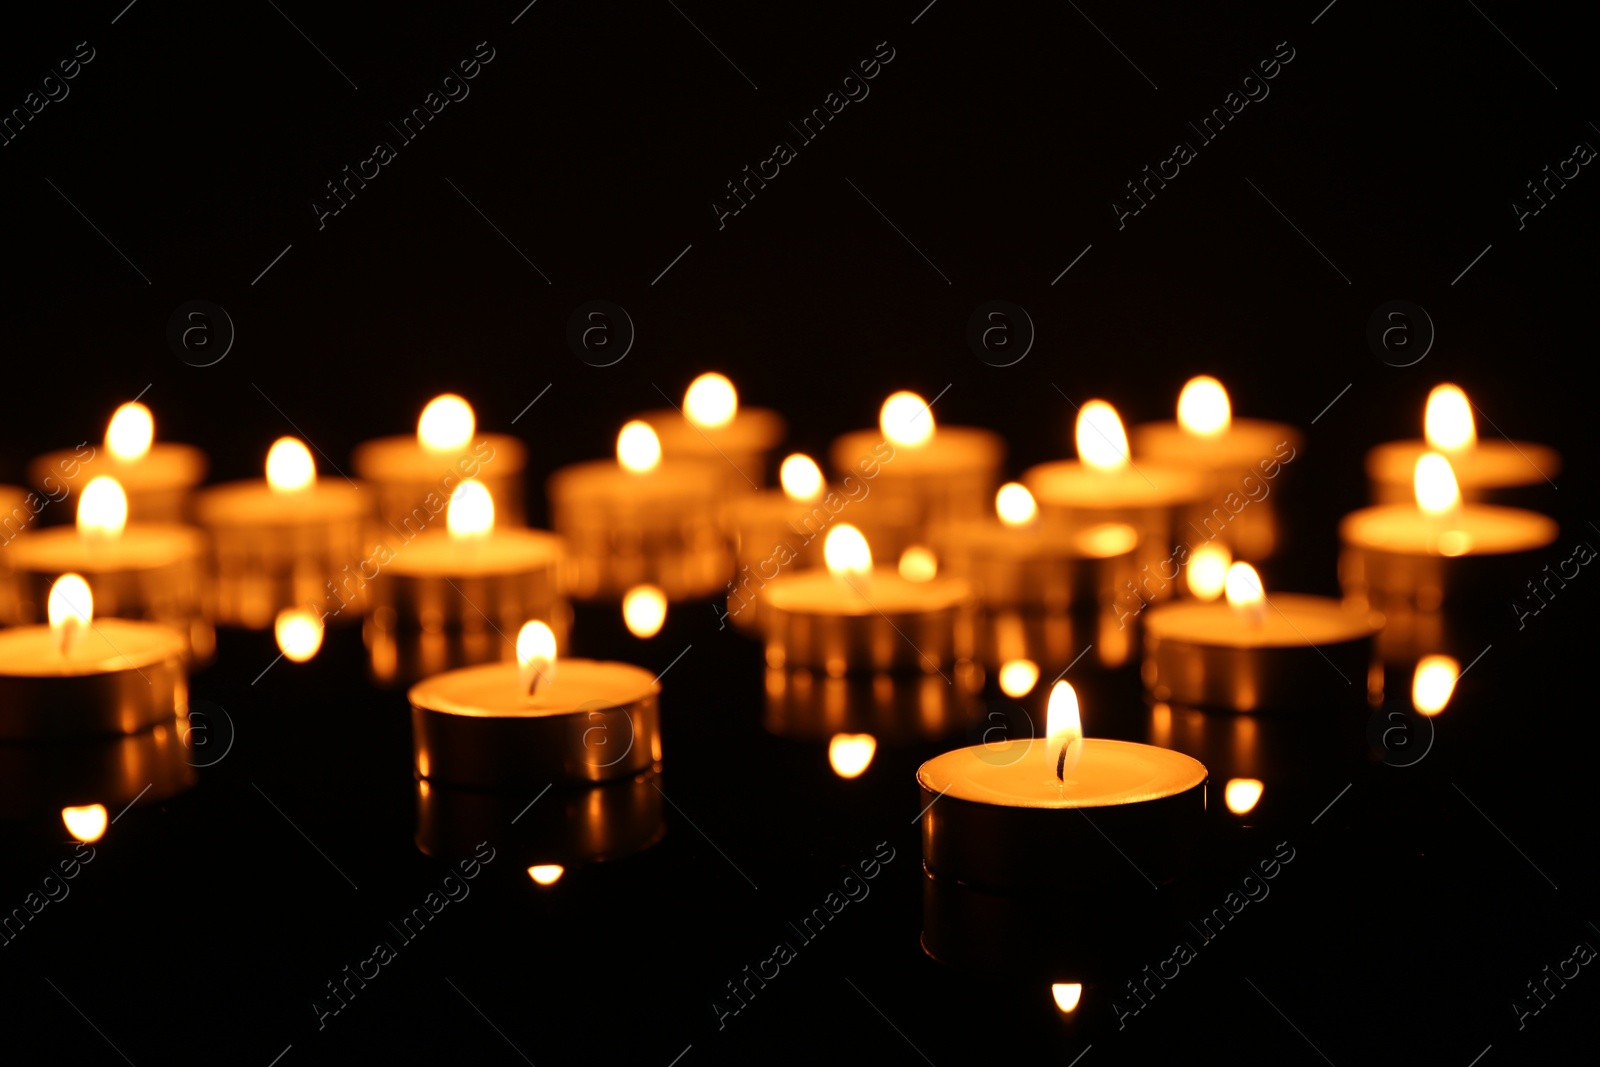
[1,1,1596,1064]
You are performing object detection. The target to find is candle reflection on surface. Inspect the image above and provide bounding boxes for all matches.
[621,584,667,638]
[527,864,565,886]
[1412,655,1460,715]
[1224,778,1265,815]
[827,733,877,778]
[1051,983,1083,1014]
[61,804,108,843]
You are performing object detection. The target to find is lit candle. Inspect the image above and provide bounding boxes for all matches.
[761,524,975,676]
[1141,562,1382,711]
[1365,383,1560,504]
[719,453,836,631]
[7,476,210,659]
[409,620,662,789]
[639,373,786,489]
[828,391,1004,558]
[1130,376,1302,559]
[364,480,567,685]
[546,420,727,600]
[917,681,1207,891]
[29,402,208,523]
[0,575,188,740]
[352,393,527,534]
[196,438,374,628]
[1340,452,1558,614]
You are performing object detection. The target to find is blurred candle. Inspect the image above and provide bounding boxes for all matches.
[640,373,786,489]
[29,402,207,524]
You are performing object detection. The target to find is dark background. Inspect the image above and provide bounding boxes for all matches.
[1,1,1596,1064]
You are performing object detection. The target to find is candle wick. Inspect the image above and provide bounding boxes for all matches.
[1055,736,1075,782]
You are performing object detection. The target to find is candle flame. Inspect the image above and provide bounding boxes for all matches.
[995,482,1038,527]
[1412,654,1460,715]
[1075,400,1130,471]
[879,391,934,448]
[1424,384,1476,451]
[446,480,495,539]
[1177,375,1231,437]
[1187,542,1231,600]
[48,573,93,655]
[62,804,108,843]
[1046,681,1083,782]
[77,477,128,538]
[779,453,824,502]
[1224,562,1266,616]
[266,437,316,492]
[622,584,667,638]
[684,372,738,428]
[825,524,873,577]
[274,607,324,662]
[417,394,476,453]
[1413,452,1461,516]
[617,420,662,473]
[527,864,564,885]
[897,545,937,582]
[1224,778,1265,815]
[516,620,558,697]
[998,658,1039,697]
[1051,983,1083,1014]
[1077,523,1139,557]
[828,733,877,778]
[105,402,154,461]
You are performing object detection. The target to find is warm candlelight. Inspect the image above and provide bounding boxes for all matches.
[617,420,663,473]
[684,372,738,429]
[1186,542,1231,600]
[266,437,316,492]
[62,803,109,843]
[622,584,668,638]
[30,402,207,524]
[1224,778,1264,815]
[762,663,981,748]
[639,373,786,488]
[1411,654,1459,715]
[881,391,935,449]
[528,864,565,886]
[897,545,938,581]
[275,607,325,663]
[779,453,825,502]
[828,733,877,778]
[1424,384,1474,451]
[1177,376,1230,437]
[105,403,154,461]
[997,658,1039,698]
[418,394,476,453]
[1052,984,1084,1014]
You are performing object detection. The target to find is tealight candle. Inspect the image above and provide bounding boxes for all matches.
[828,391,1004,558]
[352,393,527,533]
[410,621,662,789]
[1340,452,1558,613]
[364,480,568,684]
[1366,383,1560,504]
[762,524,975,676]
[7,477,210,659]
[1141,563,1382,711]
[1023,400,1209,602]
[639,373,786,490]
[0,575,188,741]
[720,453,837,631]
[547,420,728,600]
[30,403,207,523]
[197,437,374,628]
[917,682,1207,891]
[1130,376,1302,559]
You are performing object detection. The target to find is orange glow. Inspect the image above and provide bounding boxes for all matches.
[828,733,877,778]
[684,373,738,428]
[1051,983,1083,1014]
[516,620,558,696]
[446,480,495,539]
[617,420,662,473]
[76,477,128,538]
[1046,681,1083,780]
[880,391,934,448]
[62,804,108,843]
[1224,778,1264,815]
[1424,384,1476,451]
[265,437,316,491]
[1412,654,1460,715]
[897,545,937,582]
[622,585,667,638]
[274,608,324,662]
[1224,562,1265,619]
[1414,452,1461,517]
[1075,400,1129,471]
[825,524,873,577]
[1187,542,1231,601]
[48,573,93,654]
[779,454,824,502]
[1177,376,1231,437]
[998,659,1039,698]
[527,864,564,885]
[105,402,154,461]
[996,482,1038,526]
[418,394,476,453]
[1078,523,1139,556]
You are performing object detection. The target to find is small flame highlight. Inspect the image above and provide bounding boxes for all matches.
[998,659,1039,698]
[828,733,877,778]
[1075,400,1130,471]
[48,574,93,655]
[1412,654,1460,715]
[517,620,558,697]
[1224,562,1266,618]
[1414,453,1460,516]
[617,420,662,473]
[779,454,824,502]
[275,608,324,663]
[528,864,564,885]
[825,524,873,577]
[418,394,476,453]
[996,482,1038,527]
[77,477,128,538]
[897,545,937,582]
[1187,542,1231,601]
[1046,681,1083,781]
[105,402,154,461]
[266,437,316,492]
[1051,984,1083,1014]
[1224,778,1265,815]
[446,480,495,538]
[622,585,667,638]
[62,804,108,843]
[684,373,738,428]
[1177,376,1231,437]
[880,391,934,448]
[1424,384,1476,451]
